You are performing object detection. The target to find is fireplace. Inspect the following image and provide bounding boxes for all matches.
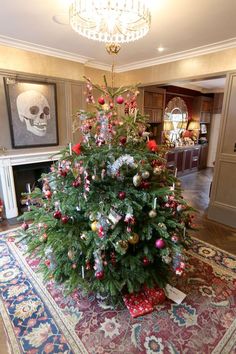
[13,161,53,215]
[0,150,60,219]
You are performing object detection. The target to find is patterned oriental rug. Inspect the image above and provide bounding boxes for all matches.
[0,229,236,354]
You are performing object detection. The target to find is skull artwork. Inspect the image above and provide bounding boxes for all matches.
[16,90,50,137]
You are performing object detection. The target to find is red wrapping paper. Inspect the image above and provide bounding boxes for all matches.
[143,285,166,306]
[123,286,166,317]
[123,292,153,318]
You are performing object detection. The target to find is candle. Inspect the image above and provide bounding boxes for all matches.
[26,183,31,194]
[183,227,186,238]
[153,197,157,210]
[69,142,72,156]
[81,266,85,279]
[175,168,178,177]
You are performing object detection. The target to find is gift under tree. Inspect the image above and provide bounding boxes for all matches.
[19,75,193,307]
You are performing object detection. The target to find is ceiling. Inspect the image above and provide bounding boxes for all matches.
[0,0,236,72]
[171,77,226,93]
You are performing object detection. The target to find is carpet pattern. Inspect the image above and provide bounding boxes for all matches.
[0,229,236,354]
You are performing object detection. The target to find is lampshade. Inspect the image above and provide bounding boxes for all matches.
[69,0,151,44]
[163,120,174,131]
[188,121,200,130]
[177,121,188,129]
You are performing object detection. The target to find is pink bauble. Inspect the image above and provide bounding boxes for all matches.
[155,238,166,249]
[21,222,29,231]
[116,96,124,104]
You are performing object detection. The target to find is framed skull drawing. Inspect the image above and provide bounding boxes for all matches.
[4,78,58,148]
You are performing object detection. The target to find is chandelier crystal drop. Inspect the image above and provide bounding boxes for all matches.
[69,0,151,44]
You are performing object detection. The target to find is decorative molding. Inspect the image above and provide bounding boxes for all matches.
[0,35,92,64]
[115,38,236,73]
[0,35,236,74]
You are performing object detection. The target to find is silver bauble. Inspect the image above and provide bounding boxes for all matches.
[142,171,150,179]
[149,209,157,218]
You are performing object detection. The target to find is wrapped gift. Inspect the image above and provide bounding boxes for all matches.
[123,292,153,318]
[143,285,166,306]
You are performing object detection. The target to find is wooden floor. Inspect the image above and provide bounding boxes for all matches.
[181,168,236,255]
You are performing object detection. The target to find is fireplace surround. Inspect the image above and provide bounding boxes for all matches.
[0,150,60,219]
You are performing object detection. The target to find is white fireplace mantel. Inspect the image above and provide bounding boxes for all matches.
[0,150,61,219]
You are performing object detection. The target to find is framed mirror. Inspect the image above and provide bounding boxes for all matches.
[163,96,188,146]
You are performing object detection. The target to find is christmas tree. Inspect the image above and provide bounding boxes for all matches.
[19,76,193,304]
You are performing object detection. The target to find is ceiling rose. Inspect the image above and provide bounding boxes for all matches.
[69,0,151,44]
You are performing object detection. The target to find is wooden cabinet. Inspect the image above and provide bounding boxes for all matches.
[199,144,208,169]
[143,88,166,143]
[144,90,165,123]
[192,95,213,145]
[166,145,202,175]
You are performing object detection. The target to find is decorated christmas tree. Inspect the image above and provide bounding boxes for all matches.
[19,75,193,306]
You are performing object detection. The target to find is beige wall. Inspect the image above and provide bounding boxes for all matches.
[116,48,236,86]
[0,45,85,81]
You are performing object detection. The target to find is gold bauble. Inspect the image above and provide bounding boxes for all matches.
[149,209,157,218]
[153,166,162,175]
[128,233,140,245]
[67,250,75,260]
[91,221,98,232]
[117,240,129,251]
[133,174,142,187]
[176,181,181,188]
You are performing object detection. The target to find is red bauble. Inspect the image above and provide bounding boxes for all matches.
[45,190,52,199]
[109,102,114,109]
[116,96,124,104]
[21,222,29,231]
[155,238,166,249]
[143,256,150,266]
[95,271,104,280]
[59,169,67,177]
[53,210,62,219]
[43,233,48,241]
[86,261,91,270]
[45,259,50,267]
[119,136,127,145]
[118,191,126,200]
[61,215,69,224]
[98,97,105,105]
[140,181,150,189]
[72,180,80,187]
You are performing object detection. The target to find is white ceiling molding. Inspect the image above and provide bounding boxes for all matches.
[114,38,236,73]
[0,35,92,64]
[84,61,112,72]
[0,34,236,75]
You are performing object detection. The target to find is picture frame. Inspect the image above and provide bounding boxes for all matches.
[4,78,59,148]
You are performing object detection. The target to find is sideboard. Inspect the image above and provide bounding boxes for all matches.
[166,144,208,176]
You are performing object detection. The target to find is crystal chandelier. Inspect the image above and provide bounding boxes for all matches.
[69,0,151,44]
